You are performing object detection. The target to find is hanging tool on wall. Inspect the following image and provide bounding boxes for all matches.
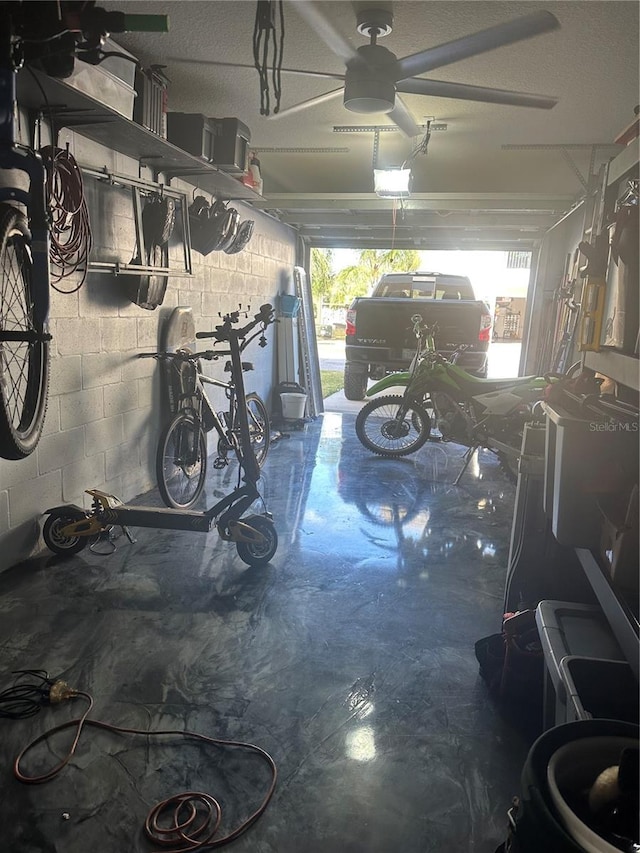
[577,231,609,352]
[253,1,285,115]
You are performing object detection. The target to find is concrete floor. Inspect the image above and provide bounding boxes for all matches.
[0,413,530,853]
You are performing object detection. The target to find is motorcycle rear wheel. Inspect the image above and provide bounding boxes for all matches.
[356,395,431,457]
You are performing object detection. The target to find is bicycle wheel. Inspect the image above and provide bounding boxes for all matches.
[0,204,50,459]
[245,392,270,467]
[156,413,208,509]
[355,394,432,457]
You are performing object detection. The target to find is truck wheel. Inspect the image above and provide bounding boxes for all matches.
[343,364,368,401]
[356,395,432,457]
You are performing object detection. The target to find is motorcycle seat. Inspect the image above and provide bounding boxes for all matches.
[451,369,543,395]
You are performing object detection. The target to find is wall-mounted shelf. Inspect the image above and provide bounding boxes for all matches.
[17,69,261,202]
[584,349,640,392]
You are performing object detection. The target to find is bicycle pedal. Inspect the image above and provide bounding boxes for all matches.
[213,457,228,469]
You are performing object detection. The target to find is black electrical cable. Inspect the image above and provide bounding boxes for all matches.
[271,1,285,114]
[0,670,54,719]
[13,685,277,852]
[253,1,285,116]
[253,3,270,115]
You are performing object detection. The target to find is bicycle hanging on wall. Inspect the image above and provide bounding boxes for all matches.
[0,2,168,459]
[42,305,279,567]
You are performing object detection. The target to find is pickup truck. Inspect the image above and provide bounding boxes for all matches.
[343,271,492,400]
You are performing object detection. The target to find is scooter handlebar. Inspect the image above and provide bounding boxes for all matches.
[196,304,275,341]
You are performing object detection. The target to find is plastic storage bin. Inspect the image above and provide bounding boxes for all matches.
[535,600,635,729]
[559,656,638,724]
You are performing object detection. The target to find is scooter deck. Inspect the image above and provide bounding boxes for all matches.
[111,505,213,533]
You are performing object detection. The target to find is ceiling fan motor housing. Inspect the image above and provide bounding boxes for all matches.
[344,44,398,114]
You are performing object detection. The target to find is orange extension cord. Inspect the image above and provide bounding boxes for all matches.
[14,686,277,852]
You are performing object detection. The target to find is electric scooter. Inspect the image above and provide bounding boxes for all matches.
[42,305,278,567]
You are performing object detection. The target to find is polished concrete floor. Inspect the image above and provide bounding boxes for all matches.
[0,413,530,853]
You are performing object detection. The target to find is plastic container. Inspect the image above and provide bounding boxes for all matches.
[501,719,638,853]
[279,294,301,318]
[559,656,639,724]
[547,735,638,853]
[535,601,628,729]
[280,393,307,420]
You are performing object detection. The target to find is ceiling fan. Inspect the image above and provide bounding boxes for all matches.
[170,1,561,138]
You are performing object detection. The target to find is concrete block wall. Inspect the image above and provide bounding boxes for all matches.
[0,129,297,570]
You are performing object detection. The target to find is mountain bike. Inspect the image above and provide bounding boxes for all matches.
[42,306,278,567]
[141,313,272,510]
[0,2,167,459]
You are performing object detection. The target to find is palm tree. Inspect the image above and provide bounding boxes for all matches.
[332,249,421,304]
[310,248,334,303]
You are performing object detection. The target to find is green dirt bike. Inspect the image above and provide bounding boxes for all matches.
[355,315,561,483]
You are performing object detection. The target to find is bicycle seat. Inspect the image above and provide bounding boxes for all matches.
[224,361,254,373]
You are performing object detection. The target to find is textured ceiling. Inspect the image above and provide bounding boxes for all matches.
[108,1,640,249]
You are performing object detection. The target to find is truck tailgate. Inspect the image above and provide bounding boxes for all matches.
[354,299,483,352]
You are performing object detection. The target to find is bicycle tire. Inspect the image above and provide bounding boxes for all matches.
[355,395,432,457]
[235,515,278,566]
[245,392,270,468]
[156,413,208,509]
[0,204,50,459]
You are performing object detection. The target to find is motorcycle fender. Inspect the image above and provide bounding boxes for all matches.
[366,372,411,397]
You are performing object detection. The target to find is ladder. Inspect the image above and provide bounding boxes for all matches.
[293,266,323,418]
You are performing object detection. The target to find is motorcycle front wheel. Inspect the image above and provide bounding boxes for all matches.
[355,395,432,457]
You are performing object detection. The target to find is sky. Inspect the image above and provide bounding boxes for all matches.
[330,249,531,301]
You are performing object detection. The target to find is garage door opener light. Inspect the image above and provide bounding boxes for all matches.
[373,167,412,198]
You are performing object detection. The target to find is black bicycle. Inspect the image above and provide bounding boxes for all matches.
[141,307,273,509]
[0,2,167,459]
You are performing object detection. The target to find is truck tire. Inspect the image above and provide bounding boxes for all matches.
[343,363,368,401]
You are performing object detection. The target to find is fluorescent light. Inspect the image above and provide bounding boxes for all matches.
[373,167,411,198]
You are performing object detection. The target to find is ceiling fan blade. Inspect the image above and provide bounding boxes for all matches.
[396,76,558,109]
[387,97,422,137]
[166,57,345,82]
[292,0,359,65]
[266,86,345,120]
[395,10,560,80]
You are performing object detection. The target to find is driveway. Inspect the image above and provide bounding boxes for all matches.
[317,338,524,414]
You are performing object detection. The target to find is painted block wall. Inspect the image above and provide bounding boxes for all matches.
[0,129,297,570]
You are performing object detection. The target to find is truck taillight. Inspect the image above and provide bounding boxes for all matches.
[346,308,356,337]
[478,308,492,343]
